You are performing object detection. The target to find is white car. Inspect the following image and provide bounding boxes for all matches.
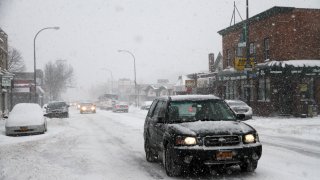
[141,101,153,110]
[5,103,47,136]
[225,100,253,120]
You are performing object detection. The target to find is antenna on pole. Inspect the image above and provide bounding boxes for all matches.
[229,1,244,27]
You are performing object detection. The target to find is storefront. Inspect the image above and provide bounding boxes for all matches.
[215,60,320,117]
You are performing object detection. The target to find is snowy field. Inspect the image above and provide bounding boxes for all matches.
[0,107,320,180]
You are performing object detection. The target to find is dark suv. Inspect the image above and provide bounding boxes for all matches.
[143,95,262,176]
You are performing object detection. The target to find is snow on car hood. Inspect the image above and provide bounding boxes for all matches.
[5,103,45,127]
[168,120,255,136]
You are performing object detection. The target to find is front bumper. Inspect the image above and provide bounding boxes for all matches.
[46,111,68,117]
[173,143,262,166]
[80,109,96,113]
[113,108,128,112]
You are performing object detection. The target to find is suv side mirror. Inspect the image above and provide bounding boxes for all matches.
[236,114,246,120]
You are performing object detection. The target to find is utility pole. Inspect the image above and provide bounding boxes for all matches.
[244,0,251,106]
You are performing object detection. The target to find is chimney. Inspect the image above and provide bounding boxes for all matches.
[209,53,215,72]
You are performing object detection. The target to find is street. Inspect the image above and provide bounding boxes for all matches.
[1,108,320,180]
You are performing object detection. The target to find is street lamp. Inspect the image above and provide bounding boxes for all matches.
[101,68,114,94]
[117,49,137,106]
[33,26,59,103]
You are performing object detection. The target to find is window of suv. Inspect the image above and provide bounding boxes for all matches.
[168,100,236,123]
[147,100,158,117]
[151,100,166,118]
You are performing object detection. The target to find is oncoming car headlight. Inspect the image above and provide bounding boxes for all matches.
[175,136,197,146]
[81,106,87,111]
[91,106,96,110]
[243,134,258,144]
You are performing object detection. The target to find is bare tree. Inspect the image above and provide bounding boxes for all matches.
[7,47,26,72]
[44,60,74,100]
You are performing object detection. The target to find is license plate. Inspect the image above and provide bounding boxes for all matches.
[216,151,233,160]
[20,127,28,132]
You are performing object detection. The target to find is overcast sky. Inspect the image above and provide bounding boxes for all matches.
[0,0,319,89]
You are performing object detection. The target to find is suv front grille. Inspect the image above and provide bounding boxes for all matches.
[204,135,240,146]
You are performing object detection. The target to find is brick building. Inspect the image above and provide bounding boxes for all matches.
[216,6,320,116]
[0,28,14,115]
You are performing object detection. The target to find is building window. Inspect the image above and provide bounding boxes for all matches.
[250,80,254,101]
[250,42,255,55]
[264,38,270,60]
[258,78,265,100]
[237,47,243,57]
[227,49,231,67]
[226,80,235,99]
[258,77,270,101]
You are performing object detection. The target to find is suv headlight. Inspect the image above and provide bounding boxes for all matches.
[243,133,258,144]
[175,136,197,146]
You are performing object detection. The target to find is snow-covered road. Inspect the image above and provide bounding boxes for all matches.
[0,108,320,180]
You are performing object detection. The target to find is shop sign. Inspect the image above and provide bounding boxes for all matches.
[2,77,11,87]
[185,80,196,88]
[299,84,308,92]
[234,57,255,71]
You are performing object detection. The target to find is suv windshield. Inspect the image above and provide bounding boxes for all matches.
[168,100,236,123]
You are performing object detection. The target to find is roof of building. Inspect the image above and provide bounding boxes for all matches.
[218,6,319,36]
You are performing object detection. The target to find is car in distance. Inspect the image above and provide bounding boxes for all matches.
[141,101,153,110]
[79,102,96,114]
[5,103,47,136]
[143,95,262,177]
[225,99,253,120]
[45,101,69,118]
[112,102,129,113]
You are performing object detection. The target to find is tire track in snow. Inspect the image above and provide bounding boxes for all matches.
[82,113,165,179]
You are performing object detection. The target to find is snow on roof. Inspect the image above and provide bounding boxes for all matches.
[169,94,220,101]
[223,67,236,72]
[14,83,30,87]
[260,60,320,68]
[175,75,192,86]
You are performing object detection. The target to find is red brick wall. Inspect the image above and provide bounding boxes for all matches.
[221,8,320,68]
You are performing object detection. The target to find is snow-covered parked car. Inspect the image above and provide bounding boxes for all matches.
[225,100,253,120]
[144,95,262,177]
[5,103,47,136]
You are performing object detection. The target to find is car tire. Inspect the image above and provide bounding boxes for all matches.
[145,139,157,162]
[240,160,258,172]
[164,143,183,177]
